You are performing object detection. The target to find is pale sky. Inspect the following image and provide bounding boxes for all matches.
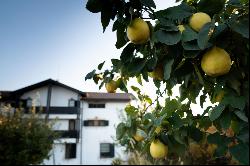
[0,0,210,114]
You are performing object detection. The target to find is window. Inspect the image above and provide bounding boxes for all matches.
[68,98,75,107]
[65,143,76,159]
[69,120,75,130]
[26,98,33,107]
[83,120,109,126]
[88,103,105,108]
[100,143,114,158]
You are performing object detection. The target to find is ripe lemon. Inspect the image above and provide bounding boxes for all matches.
[177,24,185,33]
[133,134,144,142]
[150,139,168,159]
[189,12,211,32]
[133,128,146,142]
[151,64,164,81]
[127,18,150,44]
[201,47,232,77]
[105,80,117,93]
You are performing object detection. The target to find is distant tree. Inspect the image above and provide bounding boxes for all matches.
[0,105,56,165]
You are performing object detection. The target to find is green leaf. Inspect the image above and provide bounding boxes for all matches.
[210,23,228,39]
[116,27,128,49]
[85,69,96,81]
[182,40,201,50]
[131,86,140,93]
[164,135,186,155]
[183,50,201,58]
[208,104,225,121]
[98,61,105,70]
[234,111,248,122]
[86,0,102,13]
[127,58,146,75]
[228,18,249,39]
[160,25,179,32]
[222,95,246,110]
[146,56,158,71]
[197,0,226,16]
[119,79,128,93]
[198,22,214,50]
[101,5,112,32]
[237,126,249,143]
[207,133,230,156]
[140,0,156,8]
[169,112,183,129]
[229,143,249,165]
[116,123,126,140]
[153,79,161,89]
[120,43,135,63]
[181,26,198,42]
[156,3,194,20]
[155,30,181,45]
[189,126,203,142]
[136,75,143,85]
[200,94,206,108]
[163,59,174,80]
[158,18,175,26]
[219,111,232,129]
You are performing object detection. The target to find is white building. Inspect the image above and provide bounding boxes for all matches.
[0,79,134,165]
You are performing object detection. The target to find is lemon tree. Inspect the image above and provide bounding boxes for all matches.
[85,0,249,164]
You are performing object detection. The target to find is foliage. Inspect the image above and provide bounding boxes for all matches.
[85,0,249,164]
[0,105,56,165]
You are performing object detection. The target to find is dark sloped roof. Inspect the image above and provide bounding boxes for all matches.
[0,79,135,102]
[82,92,136,101]
[13,79,85,96]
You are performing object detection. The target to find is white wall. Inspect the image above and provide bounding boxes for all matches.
[43,143,81,165]
[81,101,128,165]
[50,86,79,107]
[21,86,48,106]
[21,85,80,107]
[20,85,82,165]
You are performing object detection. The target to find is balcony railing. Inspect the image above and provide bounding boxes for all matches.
[54,130,79,138]
[23,106,79,114]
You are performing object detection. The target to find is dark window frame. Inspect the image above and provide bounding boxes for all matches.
[100,143,114,158]
[26,97,33,107]
[69,120,76,130]
[65,143,77,159]
[83,120,109,127]
[68,98,75,107]
[88,103,105,108]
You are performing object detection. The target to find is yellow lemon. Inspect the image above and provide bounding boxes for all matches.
[127,18,150,44]
[150,139,168,159]
[189,12,211,32]
[133,129,146,142]
[201,47,231,77]
[105,80,117,93]
[133,134,144,142]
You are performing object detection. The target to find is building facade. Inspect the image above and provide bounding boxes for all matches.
[0,79,134,165]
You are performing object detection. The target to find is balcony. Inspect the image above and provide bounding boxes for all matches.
[55,130,79,138]
[23,106,79,114]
